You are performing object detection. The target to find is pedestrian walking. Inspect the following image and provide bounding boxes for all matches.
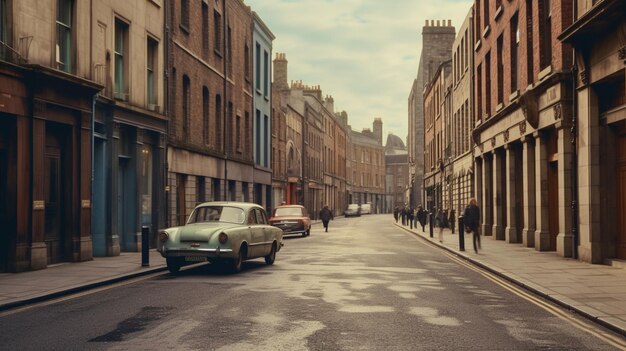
[393,206,399,223]
[463,198,481,253]
[401,206,407,226]
[408,206,415,229]
[436,208,445,243]
[319,205,334,232]
[449,208,456,233]
[417,205,427,232]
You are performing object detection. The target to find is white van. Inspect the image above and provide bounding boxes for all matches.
[360,203,372,215]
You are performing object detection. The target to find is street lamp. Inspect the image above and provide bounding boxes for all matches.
[409,159,416,208]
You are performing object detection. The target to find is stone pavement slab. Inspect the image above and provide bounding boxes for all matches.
[394,222,626,337]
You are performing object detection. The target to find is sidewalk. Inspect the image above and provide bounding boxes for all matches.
[394,222,626,337]
[0,250,166,311]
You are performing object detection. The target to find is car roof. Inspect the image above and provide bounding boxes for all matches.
[195,202,263,210]
[276,205,304,208]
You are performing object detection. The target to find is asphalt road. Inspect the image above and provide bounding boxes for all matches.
[0,215,621,350]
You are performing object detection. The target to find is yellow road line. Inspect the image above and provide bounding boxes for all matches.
[397,227,626,348]
[444,252,626,349]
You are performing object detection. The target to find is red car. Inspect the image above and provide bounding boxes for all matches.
[269,205,312,237]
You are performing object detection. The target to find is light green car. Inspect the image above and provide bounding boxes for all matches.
[158,202,284,274]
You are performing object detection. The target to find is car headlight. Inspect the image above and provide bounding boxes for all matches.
[218,232,228,244]
[159,231,169,243]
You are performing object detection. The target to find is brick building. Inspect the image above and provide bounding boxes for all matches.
[559,0,626,263]
[166,0,259,226]
[449,7,475,217]
[472,0,575,257]
[424,60,452,212]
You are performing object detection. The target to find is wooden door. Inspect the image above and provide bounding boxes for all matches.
[44,127,66,264]
[618,133,626,259]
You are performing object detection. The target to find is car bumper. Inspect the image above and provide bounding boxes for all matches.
[159,247,234,261]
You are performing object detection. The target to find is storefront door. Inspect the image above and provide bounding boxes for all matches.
[44,124,70,264]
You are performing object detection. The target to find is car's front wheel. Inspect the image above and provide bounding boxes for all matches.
[166,257,183,274]
[231,249,243,273]
[265,242,277,265]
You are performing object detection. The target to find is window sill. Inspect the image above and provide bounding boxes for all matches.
[482,25,491,39]
[538,65,552,81]
[179,24,190,35]
[496,102,504,112]
[474,39,482,52]
[494,6,503,21]
[214,49,222,58]
[509,90,520,102]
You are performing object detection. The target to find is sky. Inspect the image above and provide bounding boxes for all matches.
[245,0,473,145]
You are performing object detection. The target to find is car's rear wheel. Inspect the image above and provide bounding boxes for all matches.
[166,257,183,274]
[265,242,277,265]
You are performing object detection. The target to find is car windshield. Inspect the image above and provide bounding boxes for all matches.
[274,207,303,216]
[347,204,359,210]
[188,206,245,224]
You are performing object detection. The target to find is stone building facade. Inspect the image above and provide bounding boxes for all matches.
[409,20,456,210]
[166,0,260,226]
[472,0,574,257]
[91,0,167,256]
[559,0,626,263]
[385,134,409,212]
[349,122,385,214]
[0,0,101,271]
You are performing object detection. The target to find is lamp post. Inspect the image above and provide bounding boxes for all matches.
[409,160,415,209]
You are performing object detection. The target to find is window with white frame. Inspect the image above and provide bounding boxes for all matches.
[56,0,73,72]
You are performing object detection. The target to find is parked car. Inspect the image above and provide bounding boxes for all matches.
[360,203,372,215]
[157,202,283,274]
[345,204,361,217]
[269,205,311,237]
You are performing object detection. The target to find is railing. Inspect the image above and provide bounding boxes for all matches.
[0,39,24,64]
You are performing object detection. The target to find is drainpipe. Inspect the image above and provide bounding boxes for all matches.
[571,56,579,260]
[222,0,228,201]
[164,0,170,227]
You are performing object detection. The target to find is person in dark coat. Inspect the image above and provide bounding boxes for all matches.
[319,205,334,232]
[417,205,427,232]
[393,206,399,223]
[407,206,415,229]
[463,198,481,253]
[436,208,445,243]
[449,208,456,233]
[401,206,407,226]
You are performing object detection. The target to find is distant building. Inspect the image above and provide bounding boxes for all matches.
[385,134,409,212]
[350,123,385,214]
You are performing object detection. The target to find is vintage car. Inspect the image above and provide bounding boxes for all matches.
[345,204,361,217]
[269,205,311,237]
[157,202,283,274]
[360,203,372,215]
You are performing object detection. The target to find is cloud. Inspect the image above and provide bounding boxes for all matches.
[246,0,473,142]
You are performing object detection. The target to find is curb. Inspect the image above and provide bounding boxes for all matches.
[394,222,626,338]
[0,266,168,312]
